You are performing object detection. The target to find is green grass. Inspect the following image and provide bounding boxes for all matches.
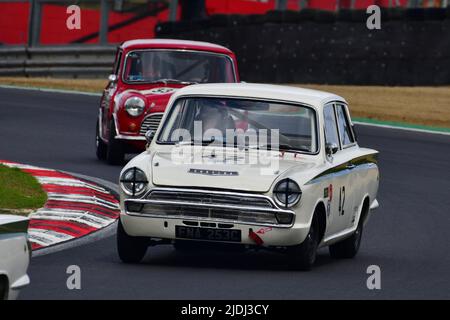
[0,164,47,216]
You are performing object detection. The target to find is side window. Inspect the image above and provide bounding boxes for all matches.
[336,104,355,146]
[113,50,122,75]
[323,104,340,148]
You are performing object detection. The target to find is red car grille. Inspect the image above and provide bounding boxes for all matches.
[139,113,164,136]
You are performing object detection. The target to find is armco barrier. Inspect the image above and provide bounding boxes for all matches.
[156,8,450,85]
[0,46,116,78]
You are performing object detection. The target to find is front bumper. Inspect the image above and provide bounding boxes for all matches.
[120,212,310,247]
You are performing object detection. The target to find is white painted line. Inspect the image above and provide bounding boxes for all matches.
[0,84,102,97]
[47,193,119,207]
[46,196,119,210]
[37,177,110,192]
[32,210,114,229]
[28,228,74,246]
[0,163,45,170]
[354,121,450,136]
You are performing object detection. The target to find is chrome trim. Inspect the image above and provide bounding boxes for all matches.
[272,179,302,208]
[125,211,290,229]
[143,187,280,207]
[128,199,290,214]
[124,187,295,228]
[115,134,146,141]
[139,112,164,136]
[98,111,104,141]
[120,168,149,197]
[333,102,357,150]
[122,49,237,84]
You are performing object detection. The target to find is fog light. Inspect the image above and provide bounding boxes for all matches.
[126,202,143,212]
[275,212,293,224]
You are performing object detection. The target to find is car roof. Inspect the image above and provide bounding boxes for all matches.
[120,39,234,55]
[171,83,346,108]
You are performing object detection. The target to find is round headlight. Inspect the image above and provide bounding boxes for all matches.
[120,167,148,196]
[124,96,145,117]
[273,179,302,208]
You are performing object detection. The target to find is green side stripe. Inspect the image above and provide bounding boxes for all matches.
[307,153,378,184]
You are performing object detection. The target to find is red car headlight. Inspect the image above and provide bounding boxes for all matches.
[124,96,145,117]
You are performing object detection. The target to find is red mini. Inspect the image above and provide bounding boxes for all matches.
[96,39,239,164]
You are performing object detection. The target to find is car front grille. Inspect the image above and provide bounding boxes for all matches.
[124,188,294,227]
[139,113,164,136]
[147,190,274,208]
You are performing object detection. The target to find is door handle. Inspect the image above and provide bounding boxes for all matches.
[346,163,356,170]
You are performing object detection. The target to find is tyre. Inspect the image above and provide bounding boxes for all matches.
[288,217,320,271]
[95,121,107,160]
[106,120,125,165]
[329,221,363,259]
[117,219,148,263]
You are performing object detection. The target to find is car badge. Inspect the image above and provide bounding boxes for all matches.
[188,169,238,176]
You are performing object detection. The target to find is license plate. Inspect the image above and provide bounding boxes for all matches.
[175,226,241,242]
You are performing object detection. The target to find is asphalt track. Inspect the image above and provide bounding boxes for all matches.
[0,87,449,299]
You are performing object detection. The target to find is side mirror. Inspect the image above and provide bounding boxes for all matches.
[325,143,339,157]
[145,130,155,145]
[108,74,118,84]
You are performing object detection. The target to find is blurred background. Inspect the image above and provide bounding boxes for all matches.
[0,0,449,85]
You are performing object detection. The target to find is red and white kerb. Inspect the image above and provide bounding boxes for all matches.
[0,161,120,250]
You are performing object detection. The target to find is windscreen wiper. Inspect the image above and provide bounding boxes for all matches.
[250,143,310,152]
[176,138,216,146]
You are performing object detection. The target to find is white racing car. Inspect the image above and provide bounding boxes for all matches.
[0,215,31,299]
[117,83,380,270]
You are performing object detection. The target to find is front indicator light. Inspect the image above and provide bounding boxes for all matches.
[275,212,294,224]
[126,202,144,212]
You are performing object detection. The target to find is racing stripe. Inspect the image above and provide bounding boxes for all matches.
[306,153,378,185]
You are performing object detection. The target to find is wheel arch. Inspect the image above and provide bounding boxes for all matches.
[357,195,371,227]
[312,201,327,244]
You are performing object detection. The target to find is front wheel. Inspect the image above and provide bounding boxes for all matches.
[95,121,107,160]
[117,220,148,263]
[329,222,363,259]
[288,218,319,271]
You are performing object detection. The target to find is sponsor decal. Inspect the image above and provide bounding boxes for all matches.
[248,229,264,245]
[148,87,178,95]
[256,227,272,235]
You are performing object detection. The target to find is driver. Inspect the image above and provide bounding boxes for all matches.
[197,100,235,142]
